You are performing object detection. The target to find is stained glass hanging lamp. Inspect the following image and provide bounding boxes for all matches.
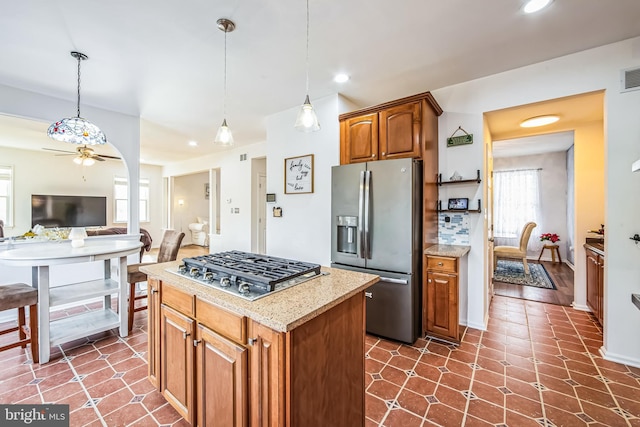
[47,51,107,145]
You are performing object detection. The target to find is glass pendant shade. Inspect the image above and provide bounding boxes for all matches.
[294,94,320,132]
[48,117,107,145]
[48,51,107,145]
[214,118,234,145]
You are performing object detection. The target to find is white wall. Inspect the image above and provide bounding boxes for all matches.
[264,95,341,266]
[0,146,164,245]
[494,150,570,262]
[432,36,640,367]
[173,171,209,244]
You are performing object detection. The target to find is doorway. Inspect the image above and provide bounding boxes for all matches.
[251,157,267,254]
[484,91,604,307]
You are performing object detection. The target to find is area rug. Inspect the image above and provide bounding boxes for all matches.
[493,260,556,289]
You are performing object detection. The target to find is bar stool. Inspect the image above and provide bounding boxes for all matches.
[538,244,562,264]
[0,283,39,363]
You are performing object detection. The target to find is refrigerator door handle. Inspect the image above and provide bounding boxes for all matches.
[363,170,372,259]
[358,170,366,258]
[379,277,409,285]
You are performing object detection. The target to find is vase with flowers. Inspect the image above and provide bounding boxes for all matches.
[540,233,560,243]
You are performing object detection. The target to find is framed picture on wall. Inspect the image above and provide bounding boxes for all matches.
[205,183,210,199]
[284,154,314,194]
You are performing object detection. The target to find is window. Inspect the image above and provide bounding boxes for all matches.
[0,165,13,227]
[114,177,150,223]
[493,169,541,243]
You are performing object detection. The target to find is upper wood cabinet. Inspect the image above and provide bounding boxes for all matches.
[339,91,442,165]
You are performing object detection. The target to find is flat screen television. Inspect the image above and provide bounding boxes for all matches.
[31,195,107,228]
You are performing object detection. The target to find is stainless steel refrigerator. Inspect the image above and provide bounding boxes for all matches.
[331,158,422,344]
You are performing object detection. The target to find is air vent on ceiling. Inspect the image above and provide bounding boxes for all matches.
[621,66,640,93]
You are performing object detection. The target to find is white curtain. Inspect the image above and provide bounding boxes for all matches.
[493,169,542,252]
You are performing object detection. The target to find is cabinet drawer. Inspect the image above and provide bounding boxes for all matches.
[427,256,457,273]
[195,297,247,344]
[161,283,194,317]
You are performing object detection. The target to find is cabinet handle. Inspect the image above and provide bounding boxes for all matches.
[150,289,158,294]
[193,339,201,347]
[183,331,190,340]
[248,338,257,346]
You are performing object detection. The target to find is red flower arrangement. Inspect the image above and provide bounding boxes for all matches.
[540,233,560,243]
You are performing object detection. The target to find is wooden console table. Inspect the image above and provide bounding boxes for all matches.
[0,238,141,363]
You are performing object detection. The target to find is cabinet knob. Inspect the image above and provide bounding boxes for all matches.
[381,152,386,156]
[428,279,432,283]
[437,262,443,266]
[193,339,201,347]
[183,331,190,340]
[371,154,376,158]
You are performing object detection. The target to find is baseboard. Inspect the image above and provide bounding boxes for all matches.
[600,346,640,369]
[571,302,590,311]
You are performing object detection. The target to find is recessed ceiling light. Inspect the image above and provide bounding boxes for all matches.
[520,115,560,127]
[334,73,350,83]
[523,0,552,14]
[188,141,198,147]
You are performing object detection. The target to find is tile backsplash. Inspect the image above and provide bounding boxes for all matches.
[438,213,470,245]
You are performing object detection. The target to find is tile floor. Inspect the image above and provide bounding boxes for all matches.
[1,295,639,426]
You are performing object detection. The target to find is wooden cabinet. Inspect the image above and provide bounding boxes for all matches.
[147,278,160,388]
[152,280,365,426]
[424,255,459,343]
[339,92,442,165]
[586,248,604,325]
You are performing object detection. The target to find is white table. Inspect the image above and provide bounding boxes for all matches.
[0,238,142,363]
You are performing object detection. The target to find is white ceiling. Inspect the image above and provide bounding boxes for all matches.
[493,131,574,158]
[1,0,639,165]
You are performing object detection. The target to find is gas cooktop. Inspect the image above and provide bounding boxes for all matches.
[167,250,323,301]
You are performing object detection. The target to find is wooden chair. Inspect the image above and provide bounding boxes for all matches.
[0,283,39,363]
[127,230,185,331]
[494,222,537,275]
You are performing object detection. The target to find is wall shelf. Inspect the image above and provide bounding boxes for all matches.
[437,199,482,213]
[438,169,481,186]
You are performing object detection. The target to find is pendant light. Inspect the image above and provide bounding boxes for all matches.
[47,51,107,145]
[214,18,235,146]
[294,0,320,132]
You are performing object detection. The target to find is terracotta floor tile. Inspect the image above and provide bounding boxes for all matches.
[439,371,471,391]
[68,407,100,426]
[366,357,386,375]
[473,368,505,388]
[55,389,91,412]
[581,401,631,427]
[150,402,184,425]
[424,402,464,426]
[376,339,402,352]
[599,367,640,388]
[463,414,495,426]
[96,387,134,415]
[380,364,409,387]
[608,381,640,400]
[419,352,448,367]
[387,354,417,371]
[504,394,543,419]
[467,398,505,424]
[37,370,75,392]
[469,380,505,406]
[41,381,84,403]
[81,366,118,389]
[615,396,640,418]
[424,342,451,358]
[448,349,477,364]
[404,376,437,396]
[365,393,388,423]
[85,378,126,399]
[505,377,541,401]
[475,356,506,375]
[542,389,583,413]
[504,365,537,383]
[536,373,578,396]
[412,361,443,383]
[445,359,474,377]
[367,379,401,401]
[395,388,429,418]
[536,362,570,380]
[382,407,423,427]
[103,402,150,426]
[122,363,149,384]
[433,385,468,412]
[397,345,422,361]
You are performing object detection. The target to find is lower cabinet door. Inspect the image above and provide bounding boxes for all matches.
[196,324,249,427]
[248,320,285,427]
[160,304,195,424]
[426,271,459,341]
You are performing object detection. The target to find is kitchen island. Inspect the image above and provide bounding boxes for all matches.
[141,261,379,427]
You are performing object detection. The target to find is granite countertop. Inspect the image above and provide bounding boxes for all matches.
[424,244,471,258]
[141,262,379,333]
[584,242,604,256]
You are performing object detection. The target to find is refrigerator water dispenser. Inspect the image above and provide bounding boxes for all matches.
[336,215,358,254]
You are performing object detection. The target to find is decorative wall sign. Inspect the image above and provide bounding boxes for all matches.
[284,154,314,194]
[447,126,474,147]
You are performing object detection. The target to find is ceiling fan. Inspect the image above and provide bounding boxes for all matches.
[43,145,120,166]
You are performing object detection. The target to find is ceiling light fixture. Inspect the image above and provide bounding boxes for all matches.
[214,18,235,146]
[334,73,350,83]
[47,51,107,145]
[523,0,553,14]
[520,115,560,127]
[294,0,320,132]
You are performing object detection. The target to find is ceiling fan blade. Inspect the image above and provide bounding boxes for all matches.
[93,156,106,162]
[42,147,76,154]
[97,154,121,160]
[54,153,75,156]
